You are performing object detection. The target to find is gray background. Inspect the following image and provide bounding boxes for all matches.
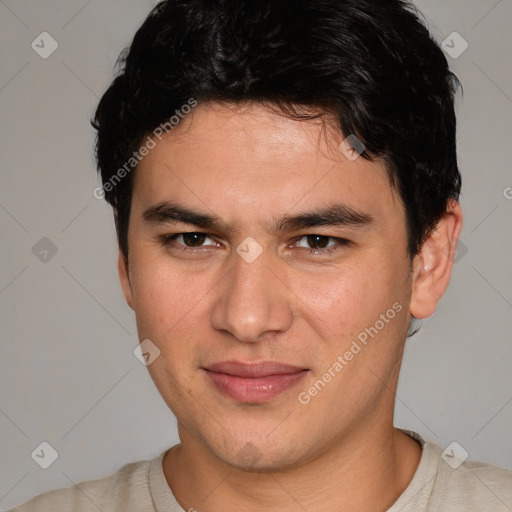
[1,0,511,509]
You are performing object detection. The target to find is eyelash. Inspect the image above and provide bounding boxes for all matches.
[158,232,350,255]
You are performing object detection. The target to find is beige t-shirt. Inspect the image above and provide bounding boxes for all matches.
[10,431,512,511]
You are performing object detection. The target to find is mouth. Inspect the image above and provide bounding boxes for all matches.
[202,360,309,403]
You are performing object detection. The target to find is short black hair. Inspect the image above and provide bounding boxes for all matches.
[91,0,461,261]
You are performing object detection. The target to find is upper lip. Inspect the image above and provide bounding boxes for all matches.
[204,361,307,378]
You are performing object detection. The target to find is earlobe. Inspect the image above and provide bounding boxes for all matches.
[118,249,135,310]
[410,199,463,319]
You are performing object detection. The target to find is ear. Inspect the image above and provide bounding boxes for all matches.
[118,249,135,310]
[410,199,463,319]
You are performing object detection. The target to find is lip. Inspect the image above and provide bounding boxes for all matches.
[203,360,308,403]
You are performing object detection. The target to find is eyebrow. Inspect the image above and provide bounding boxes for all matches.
[142,201,374,233]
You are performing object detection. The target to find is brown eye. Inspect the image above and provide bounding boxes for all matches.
[294,235,350,254]
[306,235,330,249]
[181,232,207,247]
[160,232,217,250]
[296,235,336,250]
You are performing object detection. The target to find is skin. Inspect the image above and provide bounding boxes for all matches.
[118,101,463,511]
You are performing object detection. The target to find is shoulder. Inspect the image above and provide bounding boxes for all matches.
[10,456,156,512]
[392,431,512,512]
[428,441,512,510]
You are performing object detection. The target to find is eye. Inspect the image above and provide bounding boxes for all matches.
[294,234,349,254]
[160,232,219,250]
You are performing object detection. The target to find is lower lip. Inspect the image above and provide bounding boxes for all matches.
[204,370,308,403]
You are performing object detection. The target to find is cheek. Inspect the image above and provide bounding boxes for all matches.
[129,262,208,389]
[289,261,396,341]
[128,255,202,340]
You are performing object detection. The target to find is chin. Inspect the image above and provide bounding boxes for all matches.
[205,434,312,474]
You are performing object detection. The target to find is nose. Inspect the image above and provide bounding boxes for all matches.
[210,245,294,343]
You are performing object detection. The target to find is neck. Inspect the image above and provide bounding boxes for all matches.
[162,423,422,512]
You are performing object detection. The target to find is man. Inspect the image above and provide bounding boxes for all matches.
[12,0,512,510]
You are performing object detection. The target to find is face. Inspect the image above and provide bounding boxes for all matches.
[120,102,419,471]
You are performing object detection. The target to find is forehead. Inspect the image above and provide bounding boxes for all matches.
[132,102,403,226]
